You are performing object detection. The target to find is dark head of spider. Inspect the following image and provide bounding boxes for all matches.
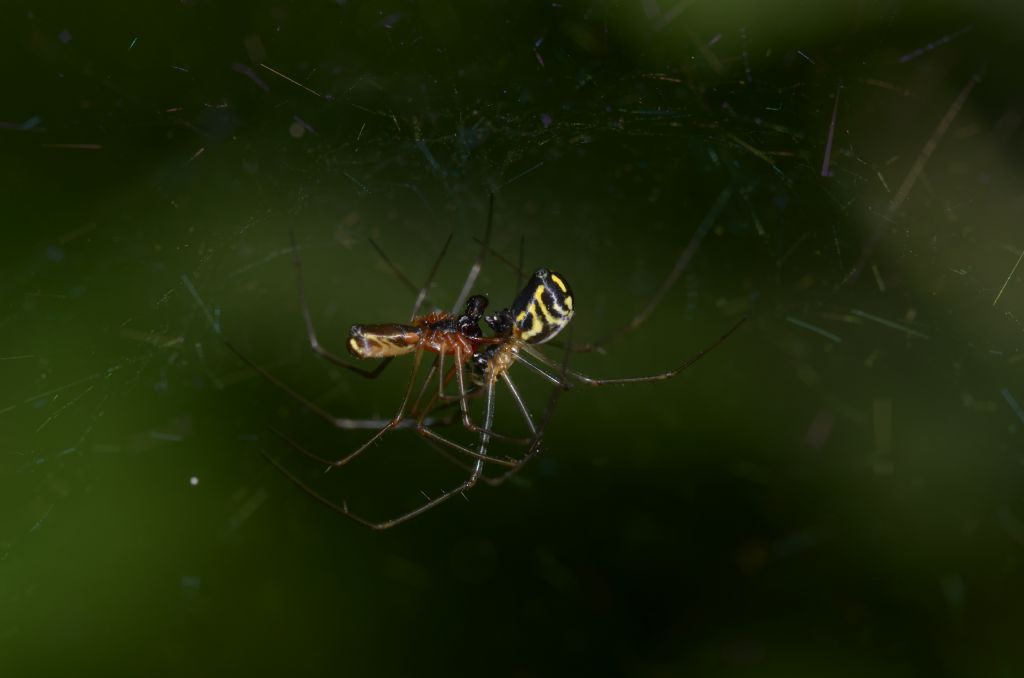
[346,268,575,363]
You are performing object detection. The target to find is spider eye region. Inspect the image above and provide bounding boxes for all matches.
[510,268,574,344]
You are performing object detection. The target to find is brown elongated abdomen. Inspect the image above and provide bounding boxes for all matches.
[348,324,422,359]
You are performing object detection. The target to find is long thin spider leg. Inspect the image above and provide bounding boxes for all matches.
[259,360,505,530]
[360,378,496,529]
[426,369,540,476]
[368,238,421,298]
[409,352,442,420]
[413,354,496,423]
[451,193,493,314]
[515,234,525,297]
[436,347,448,400]
[421,437,478,475]
[370,232,454,320]
[523,317,747,386]
[287,227,394,379]
[260,449,380,529]
[434,361,473,403]
[484,333,573,487]
[226,341,400,429]
[412,353,521,463]
[470,235,526,281]
[513,353,572,389]
[452,348,532,444]
[302,380,496,530]
[323,349,425,469]
[452,346,474,430]
[567,185,735,354]
[411,348,528,445]
[269,426,368,466]
[500,371,536,435]
[415,425,517,467]
[410,233,454,320]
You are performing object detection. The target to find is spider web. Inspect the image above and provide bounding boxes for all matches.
[3,0,1023,673]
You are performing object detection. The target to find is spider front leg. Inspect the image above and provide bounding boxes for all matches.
[521,317,747,387]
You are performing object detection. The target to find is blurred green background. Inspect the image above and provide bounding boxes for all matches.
[3,1,1023,676]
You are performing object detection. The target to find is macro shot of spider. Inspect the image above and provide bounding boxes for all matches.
[227,197,745,529]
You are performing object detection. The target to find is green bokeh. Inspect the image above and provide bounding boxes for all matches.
[3,1,1023,676]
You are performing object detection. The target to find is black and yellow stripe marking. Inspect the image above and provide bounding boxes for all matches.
[511,268,575,344]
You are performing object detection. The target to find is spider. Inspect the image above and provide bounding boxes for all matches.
[227,199,744,529]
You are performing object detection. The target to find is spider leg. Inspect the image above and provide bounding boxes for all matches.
[499,371,537,436]
[560,185,735,354]
[478,371,541,485]
[409,350,443,419]
[412,354,518,466]
[428,347,567,485]
[451,193,493,314]
[521,317,746,386]
[259,448,405,531]
[452,347,532,444]
[413,424,517,467]
[514,234,525,299]
[286,227,395,379]
[326,348,427,469]
[468,230,525,299]
[226,341,406,429]
[434,361,478,403]
[513,352,573,389]
[242,348,427,468]
[412,349,530,446]
[407,344,482,420]
[482,337,573,487]
[369,232,454,321]
[360,376,498,529]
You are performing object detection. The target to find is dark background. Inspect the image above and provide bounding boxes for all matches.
[3,1,1023,676]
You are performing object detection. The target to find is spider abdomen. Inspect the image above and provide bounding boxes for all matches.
[348,324,422,358]
[511,268,575,344]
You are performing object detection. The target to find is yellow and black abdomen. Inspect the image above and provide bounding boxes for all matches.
[511,268,575,344]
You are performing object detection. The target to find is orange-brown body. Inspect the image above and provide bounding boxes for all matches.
[347,310,500,361]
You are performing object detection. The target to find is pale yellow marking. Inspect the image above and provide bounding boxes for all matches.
[533,286,559,325]
[564,296,573,310]
[520,304,545,341]
[550,274,568,293]
[348,337,361,353]
[548,291,571,318]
